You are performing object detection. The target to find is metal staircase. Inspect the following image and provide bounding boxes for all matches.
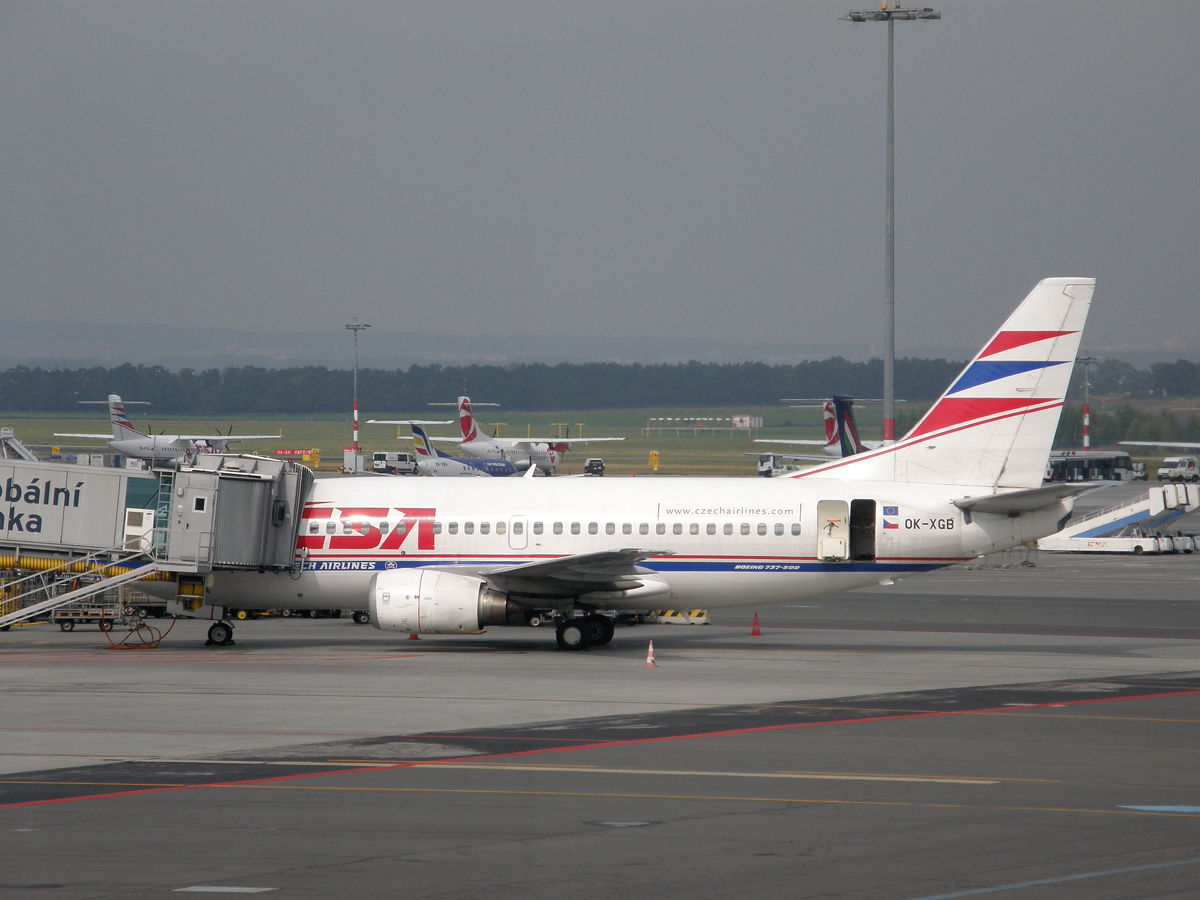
[0,550,162,629]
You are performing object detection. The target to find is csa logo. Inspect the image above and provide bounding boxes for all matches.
[384,561,398,570]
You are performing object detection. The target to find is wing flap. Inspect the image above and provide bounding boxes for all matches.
[953,482,1102,516]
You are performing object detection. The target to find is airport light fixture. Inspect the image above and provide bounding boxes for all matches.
[345,319,371,454]
[1075,355,1099,450]
[840,4,941,443]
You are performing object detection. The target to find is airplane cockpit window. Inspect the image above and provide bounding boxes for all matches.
[464,522,474,534]
[571,522,581,534]
[448,522,459,535]
[480,522,490,535]
[775,523,784,536]
[533,522,543,535]
[553,522,563,535]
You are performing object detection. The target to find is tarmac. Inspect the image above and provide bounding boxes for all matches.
[2,551,1200,899]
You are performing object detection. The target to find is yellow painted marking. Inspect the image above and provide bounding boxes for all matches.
[411,763,1000,784]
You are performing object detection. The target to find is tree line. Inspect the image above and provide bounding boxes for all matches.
[0,358,965,414]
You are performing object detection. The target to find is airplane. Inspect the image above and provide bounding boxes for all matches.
[55,395,280,463]
[150,277,1098,652]
[410,424,521,477]
[753,397,883,461]
[373,398,626,474]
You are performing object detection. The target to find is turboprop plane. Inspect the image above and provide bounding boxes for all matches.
[55,395,279,463]
[410,424,520,477]
[152,278,1098,651]
[754,396,883,461]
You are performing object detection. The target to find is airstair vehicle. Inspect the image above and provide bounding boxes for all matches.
[0,453,313,644]
[1037,483,1200,553]
[0,427,39,462]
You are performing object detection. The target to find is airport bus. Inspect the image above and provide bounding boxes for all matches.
[1045,450,1145,482]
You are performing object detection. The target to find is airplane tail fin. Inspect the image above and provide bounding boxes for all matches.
[822,402,839,451]
[411,425,443,459]
[458,396,480,443]
[832,396,866,456]
[108,394,144,441]
[793,278,1094,489]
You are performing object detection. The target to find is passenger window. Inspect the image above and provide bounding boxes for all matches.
[571,522,581,535]
[757,523,767,536]
[326,521,336,534]
[359,522,370,535]
[724,523,733,535]
[397,522,407,535]
[673,523,682,535]
[432,521,442,534]
[606,523,616,535]
[496,522,506,535]
[622,523,632,535]
[512,521,523,535]
[774,523,784,536]
[464,522,474,535]
[588,523,598,535]
[309,522,319,534]
[741,523,750,535]
[480,522,490,535]
[656,523,666,535]
[553,522,563,535]
[707,524,716,535]
[343,523,353,534]
[640,523,650,535]
[379,521,389,534]
[690,523,699,535]
[533,522,543,535]
[448,522,458,535]
[791,523,801,536]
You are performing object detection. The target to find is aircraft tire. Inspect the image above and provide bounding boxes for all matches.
[207,622,233,646]
[586,615,615,647]
[556,619,590,651]
[352,611,370,625]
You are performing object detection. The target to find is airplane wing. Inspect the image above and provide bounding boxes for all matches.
[175,434,281,442]
[559,437,627,444]
[1119,441,1200,450]
[462,549,672,597]
[366,419,455,425]
[752,439,828,446]
[395,434,462,443]
[53,433,113,440]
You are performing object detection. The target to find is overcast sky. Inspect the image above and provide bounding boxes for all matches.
[2,1,1198,366]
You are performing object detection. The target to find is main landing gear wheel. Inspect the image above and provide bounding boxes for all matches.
[352,611,370,625]
[556,619,591,651]
[207,622,234,646]
[586,615,615,647]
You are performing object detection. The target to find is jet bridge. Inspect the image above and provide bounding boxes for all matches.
[0,453,313,633]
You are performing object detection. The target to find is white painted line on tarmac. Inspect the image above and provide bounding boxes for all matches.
[173,889,277,894]
[419,763,998,784]
[1120,805,1200,813]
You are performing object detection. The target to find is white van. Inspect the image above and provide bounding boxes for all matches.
[1157,457,1200,482]
[372,451,418,475]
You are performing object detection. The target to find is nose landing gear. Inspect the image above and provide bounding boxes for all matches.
[206,621,235,646]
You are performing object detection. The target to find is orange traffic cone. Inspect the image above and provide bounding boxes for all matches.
[751,613,762,636]
[644,640,657,668]
[408,632,420,640]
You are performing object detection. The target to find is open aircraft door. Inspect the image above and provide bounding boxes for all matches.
[816,500,849,561]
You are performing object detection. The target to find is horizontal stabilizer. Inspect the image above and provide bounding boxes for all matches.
[953,482,1104,516]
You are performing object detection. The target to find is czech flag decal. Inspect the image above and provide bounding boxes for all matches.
[882,505,899,529]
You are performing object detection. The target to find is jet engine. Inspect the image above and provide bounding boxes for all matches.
[369,568,519,634]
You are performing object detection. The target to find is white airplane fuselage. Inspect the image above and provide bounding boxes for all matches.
[194,474,1069,613]
[457,439,558,472]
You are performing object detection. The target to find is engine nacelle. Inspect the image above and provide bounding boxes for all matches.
[369,568,517,634]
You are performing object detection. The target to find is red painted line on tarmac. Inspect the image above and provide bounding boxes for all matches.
[3,688,1197,809]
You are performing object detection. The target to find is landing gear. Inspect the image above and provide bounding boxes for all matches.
[585,615,615,647]
[556,618,591,651]
[352,610,370,625]
[207,621,234,646]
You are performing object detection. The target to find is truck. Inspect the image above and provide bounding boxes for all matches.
[1157,457,1200,482]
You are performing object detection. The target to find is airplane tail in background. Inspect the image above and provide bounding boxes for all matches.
[108,395,144,441]
[458,397,480,443]
[822,402,838,451]
[794,278,1094,489]
[831,397,866,457]
[411,425,444,459]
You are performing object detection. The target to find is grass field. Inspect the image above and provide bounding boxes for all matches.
[0,404,1172,477]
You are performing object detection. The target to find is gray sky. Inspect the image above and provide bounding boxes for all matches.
[2,1,1198,367]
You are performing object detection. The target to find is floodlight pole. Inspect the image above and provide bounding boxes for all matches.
[1075,356,1099,450]
[840,4,941,443]
[346,319,371,454]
